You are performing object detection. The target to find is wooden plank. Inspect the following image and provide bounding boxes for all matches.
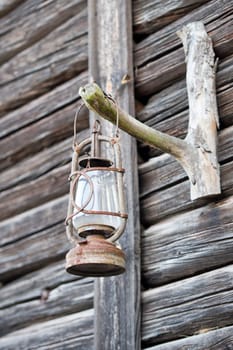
[134,0,233,96]
[0,309,94,350]
[133,0,208,35]
[0,260,83,308]
[0,0,24,17]
[142,265,233,346]
[0,71,88,139]
[0,100,88,172]
[145,325,233,349]
[140,159,233,226]
[0,221,69,282]
[0,129,89,192]
[0,164,69,221]
[142,194,233,287]
[88,1,141,349]
[135,0,233,67]
[0,9,88,114]
[139,125,233,197]
[0,0,86,65]
[0,278,93,336]
[0,195,68,247]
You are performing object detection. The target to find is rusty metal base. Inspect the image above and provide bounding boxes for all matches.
[66,235,125,277]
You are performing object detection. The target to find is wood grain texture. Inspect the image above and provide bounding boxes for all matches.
[145,325,233,349]
[142,194,233,286]
[0,0,24,17]
[0,0,86,65]
[133,0,208,35]
[0,260,82,308]
[0,309,94,350]
[134,0,233,97]
[142,265,233,346]
[0,8,87,115]
[0,221,69,282]
[0,278,93,336]
[88,1,141,349]
[0,71,88,139]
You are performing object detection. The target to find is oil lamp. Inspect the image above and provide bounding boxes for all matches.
[65,117,128,277]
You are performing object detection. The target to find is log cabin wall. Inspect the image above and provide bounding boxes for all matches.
[0,1,94,349]
[133,0,233,348]
[1,0,233,349]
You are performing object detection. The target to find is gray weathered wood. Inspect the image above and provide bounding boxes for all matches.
[142,265,233,346]
[141,159,233,226]
[139,125,233,197]
[0,9,87,115]
[142,194,233,286]
[0,309,94,350]
[0,71,88,139]
[0,0,86,65]
[145,325,233,349]
[135,0,233,96]
[0,101,88,172]
[0,195,68,247]
[0,278,93,336]
[88,1,141,349]
[0,164,69,221]
[0,221,69,282]
[133,0,208,35]
[0,260,82,308]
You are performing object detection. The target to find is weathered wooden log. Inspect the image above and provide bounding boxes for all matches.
[0,10,87,115]
[0,195,67,247]
[141,159,233,226]
[0,278,93,336]
[0,260,85,308]
[0,309,94,350]
[145,325,233,350]
[0,221,69,282]
[133,0,207,35]
[0,101,88,172]
[135,0,233,96]
[0,164,69,221]
[0,129,89,192]
[139,125,233,197]
[0,0,23,17]
[142,194,233,287]
[142,265,233,346]
[0,0,86,65]
[0,71,88,139]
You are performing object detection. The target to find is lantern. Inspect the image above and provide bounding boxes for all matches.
[65,119,128,277]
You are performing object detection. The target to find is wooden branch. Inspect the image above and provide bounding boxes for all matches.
[79,22,221,200]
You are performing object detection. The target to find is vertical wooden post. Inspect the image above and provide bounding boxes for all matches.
[88,1,141,349]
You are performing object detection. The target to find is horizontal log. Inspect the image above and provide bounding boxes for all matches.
[0,71,88,139]
[135,0,233,96]
[0,221,69,282]
[0,129,89,192]
[0,195,68,247]
[0,100,88,172]
[0,164,69,221]
[0,9,87,114]
[142,194,233,287]
[0,0,23,17]
[145,325,233,349]
[133,0,207,35]
[0,0,86,65]
[142,265,233,346]
[140,159,233,226]
[0,278,93,336]
[139,125,233,197]
[0,260,85,308]
[0,309,94,350]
